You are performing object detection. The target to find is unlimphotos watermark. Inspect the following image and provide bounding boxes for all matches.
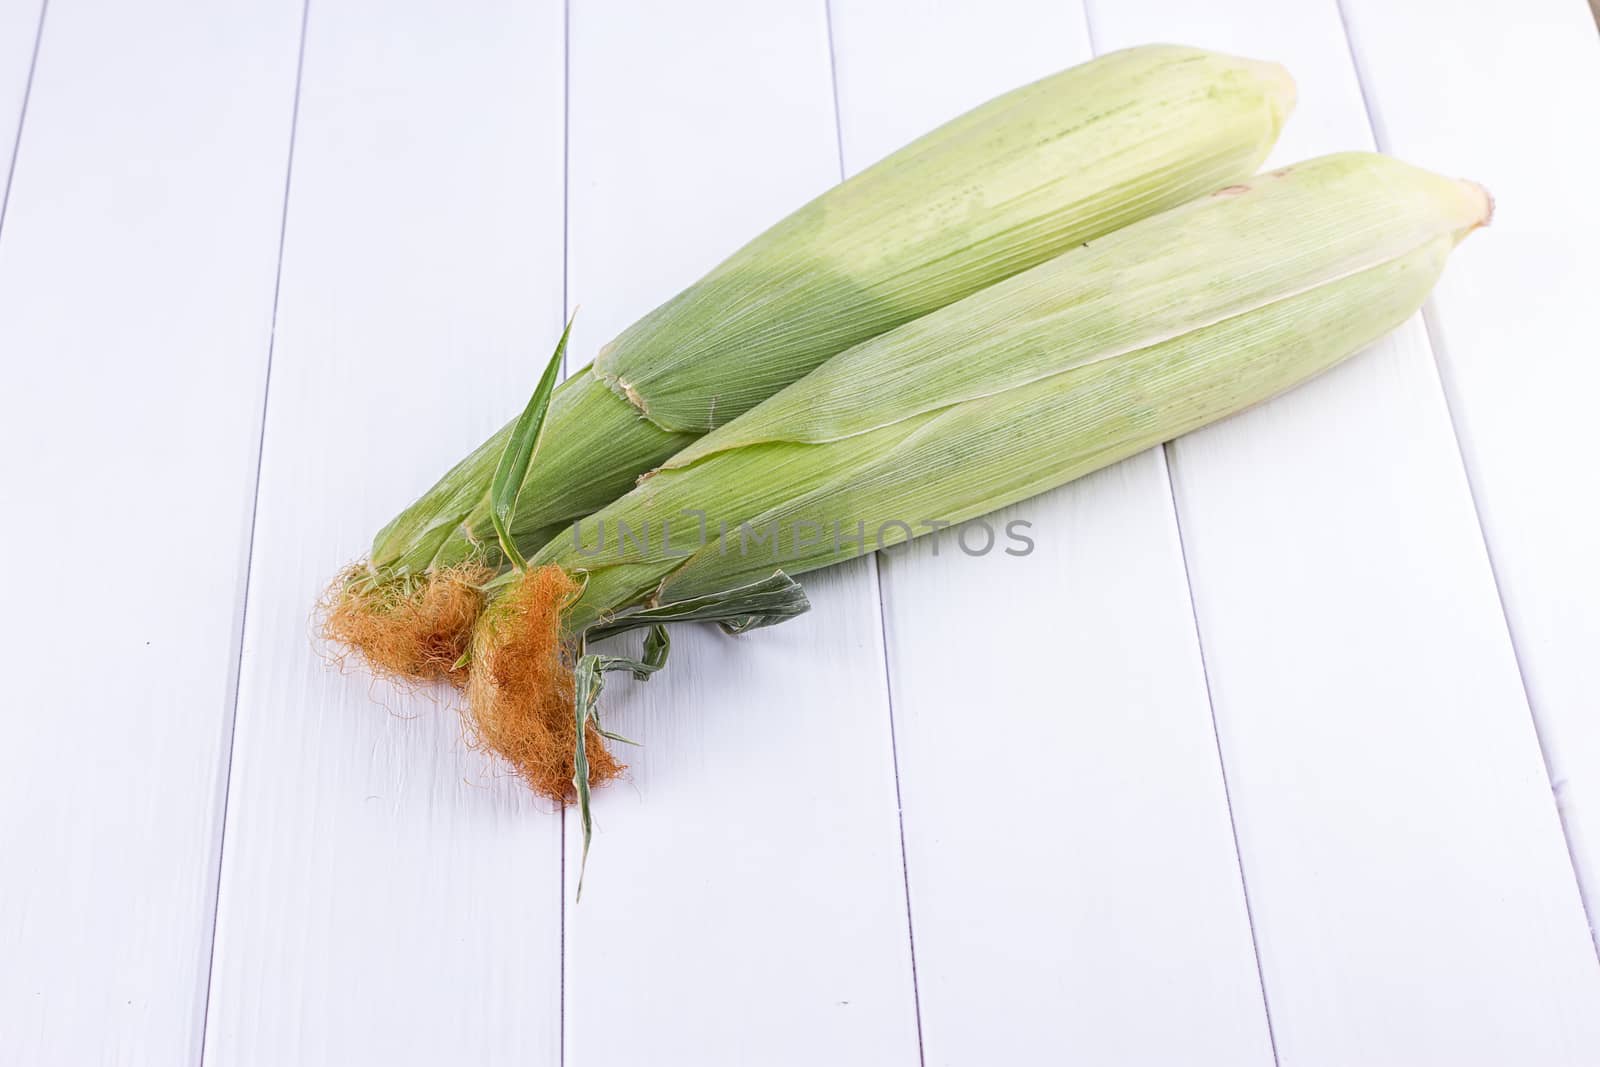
[567,510,1035,560]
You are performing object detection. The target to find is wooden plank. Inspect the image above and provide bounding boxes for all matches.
[200,2,566,1063]
[0,0,42,207]
[1086,0,1600,1061]
[829,2,1275,1062]
[1341,0,1600,951]
[0,0,302,1062]
[560,1,919,1062]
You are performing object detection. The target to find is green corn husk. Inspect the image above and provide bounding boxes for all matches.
[529,152,1490,636]
[468,150,1488,877]
[367,45,1296,579]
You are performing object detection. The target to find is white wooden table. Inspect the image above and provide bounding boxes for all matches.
[3,1,1598,1063]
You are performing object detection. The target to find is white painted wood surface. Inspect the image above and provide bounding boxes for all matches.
[1341,0,1600,953]
[200,2,566,1065]
[831,3,1274,1063]
[1089,0,1600,1061]
[0,0,41,205]
[1,1,1597,1064]
[0,0,301,1063]
[562,2,918,1062]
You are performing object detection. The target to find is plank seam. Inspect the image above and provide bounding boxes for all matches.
[1159,444,1282,1065]
[1417,303,1600,958]
[1079,0,1100,58]
[560,0,572,1060]
[821,0,847,187]
[1080,2,1282,1052]
[1333,0,1600,962]
[823,2,925,1059]
[864,554,928,1067]
[196,1,313,1060]
[559,0,573,377]
[0,0,47,244]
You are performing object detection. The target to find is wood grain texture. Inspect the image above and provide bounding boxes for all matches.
[0,0,41,209]
[5,3,1598,1065]
[560,1,919,1063]
[1088,0,1600,1061]
[0,0,302,1063]
[200,2,566,1064]
[1341,0,1600,954]
[829,2,1275,1062]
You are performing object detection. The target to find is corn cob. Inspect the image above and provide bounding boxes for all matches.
[366,45,1295,582]
[469,152,1490,829]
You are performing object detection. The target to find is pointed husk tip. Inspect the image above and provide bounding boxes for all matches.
[1458,178,1494,237]
[1239,56,1297,130]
